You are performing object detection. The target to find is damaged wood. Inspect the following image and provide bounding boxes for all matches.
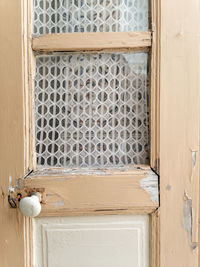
[29,164,151,177]
[140,172,159,202]
[21,167,159,216]
[8,184,46,208]
[8,174,45,209]
[183,193,198,250]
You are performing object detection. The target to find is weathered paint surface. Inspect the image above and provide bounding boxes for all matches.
[182,193,197,250]
[140,173,159,202]
[160,0,200,265]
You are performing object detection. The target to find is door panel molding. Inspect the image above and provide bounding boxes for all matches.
[33,215,150,267]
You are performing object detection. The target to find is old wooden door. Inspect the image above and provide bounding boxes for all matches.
[0,0,200,266]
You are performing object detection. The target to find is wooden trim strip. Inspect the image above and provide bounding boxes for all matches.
[32,32,152,52]
[24,218,33,267]
[150,0,160,174]
[23,167,159,216]
[150,209,160,267]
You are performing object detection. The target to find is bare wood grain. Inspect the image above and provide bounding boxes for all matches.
[32,32,152,52]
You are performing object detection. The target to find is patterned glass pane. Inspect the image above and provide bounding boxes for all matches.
[35,52,149,168]
[33,0,149,36]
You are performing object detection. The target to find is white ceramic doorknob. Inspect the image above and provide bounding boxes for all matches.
[19,192,41,218]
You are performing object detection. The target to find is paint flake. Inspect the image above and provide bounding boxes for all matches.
[140,173,159,202]
[183,193,198,250]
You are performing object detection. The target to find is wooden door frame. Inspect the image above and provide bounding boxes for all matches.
[0,1,199,267]
[160,0,200,265]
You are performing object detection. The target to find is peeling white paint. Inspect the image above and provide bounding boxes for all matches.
[53,200,65,207]
[192,151,197,168]
[140,173,159,202]
[16,178,24,189]
[182,193,197,250]
[30,165,149,177]
[8,175,15,193]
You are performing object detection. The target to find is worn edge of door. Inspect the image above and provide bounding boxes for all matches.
[0,0,26,266]
[159,0,200,266]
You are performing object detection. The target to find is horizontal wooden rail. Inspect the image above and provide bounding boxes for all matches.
[22,166,158,216]
[32,32,152,52]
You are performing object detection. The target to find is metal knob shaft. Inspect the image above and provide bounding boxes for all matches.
[18,192,41,218]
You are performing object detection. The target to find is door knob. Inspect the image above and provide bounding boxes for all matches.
[19,192,42,218]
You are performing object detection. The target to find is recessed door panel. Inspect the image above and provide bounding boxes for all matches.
[33,215,149,267]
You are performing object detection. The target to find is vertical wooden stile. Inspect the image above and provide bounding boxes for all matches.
[160,0,200,266]
[0,0,26,266]
[150,0,160,174]
[150,209,160,267]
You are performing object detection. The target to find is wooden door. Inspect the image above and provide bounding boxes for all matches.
[0,0,200,267]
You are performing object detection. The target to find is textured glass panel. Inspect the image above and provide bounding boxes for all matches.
[35,52,149,168]
[33,0,149,36]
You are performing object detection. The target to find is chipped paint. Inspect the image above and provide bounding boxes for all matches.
[192,151,197,168]
[29,165,150,177]
[8,176,23,193]
[182,193,198,250]
[8,176,15,193]
[16,178,24,189]
[140,173,159,202]
[53,200,65,207]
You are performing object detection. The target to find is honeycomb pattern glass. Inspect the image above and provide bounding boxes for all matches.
[33,0,149,36]
[35,52,149,168]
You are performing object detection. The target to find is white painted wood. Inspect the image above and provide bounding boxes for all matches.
[33,215,149,267]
